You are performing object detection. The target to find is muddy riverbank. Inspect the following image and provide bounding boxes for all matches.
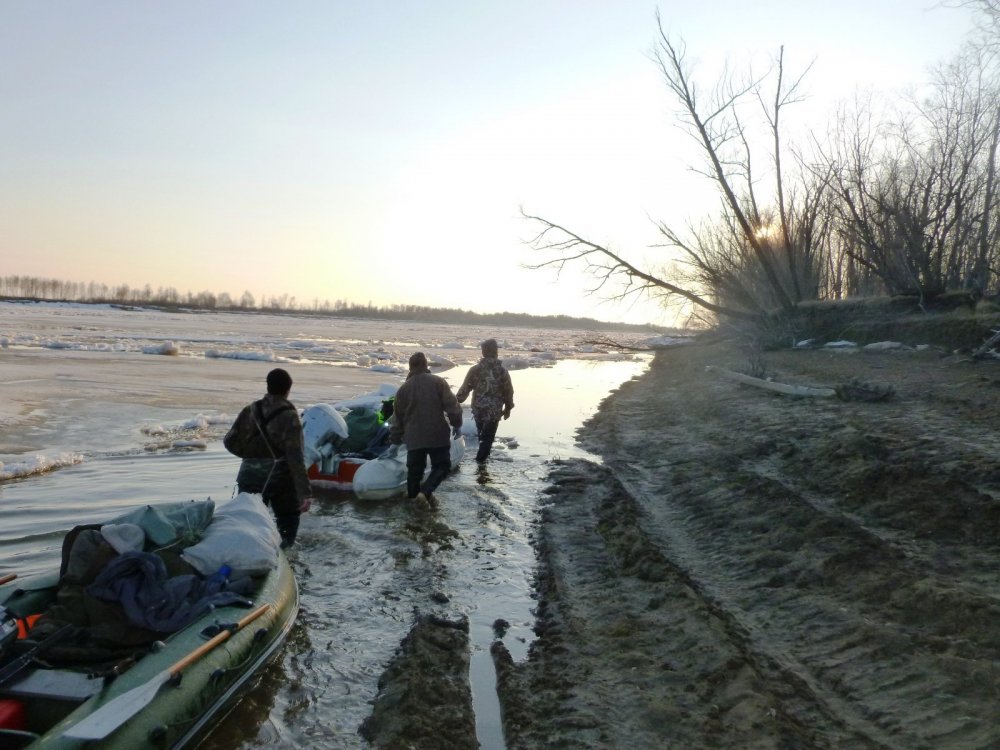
[487,335,1000,749]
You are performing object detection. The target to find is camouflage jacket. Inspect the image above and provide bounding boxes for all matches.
[456,357,514,423]
[389,367,462,450]
[223,394,311,501]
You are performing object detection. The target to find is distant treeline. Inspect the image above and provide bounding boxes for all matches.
[0,275,667,333]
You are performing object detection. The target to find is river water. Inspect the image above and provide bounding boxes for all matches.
[0,303,655,749]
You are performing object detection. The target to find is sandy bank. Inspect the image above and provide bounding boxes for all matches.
[493,336,1000,749]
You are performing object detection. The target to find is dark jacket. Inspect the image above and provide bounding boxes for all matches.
[456,356,514,423]
[223,393,311,502]
[88,551,252,633]
[389,367,462,450]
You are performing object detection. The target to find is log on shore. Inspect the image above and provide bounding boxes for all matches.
[705,365,837,398]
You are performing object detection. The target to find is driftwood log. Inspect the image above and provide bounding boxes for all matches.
[706,366,895,402]
[705,366,837,398]
[972,328,1000,360]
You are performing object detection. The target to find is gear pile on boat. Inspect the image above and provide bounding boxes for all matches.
[0,494,298,749]
[302,384,465,500]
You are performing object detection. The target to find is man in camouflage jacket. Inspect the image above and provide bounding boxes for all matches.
[224,368,313,547]
[456,338,515,462]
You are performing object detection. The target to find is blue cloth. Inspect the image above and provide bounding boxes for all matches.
[364,424,391,457]
[87,551,252,633]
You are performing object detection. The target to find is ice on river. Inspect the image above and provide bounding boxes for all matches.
[0,301,673,473]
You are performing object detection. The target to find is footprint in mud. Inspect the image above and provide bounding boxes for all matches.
[402,512,460,551]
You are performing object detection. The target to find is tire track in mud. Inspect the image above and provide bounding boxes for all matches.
[570,340,1000,749]
[354,469,541,750]
[608,459,1000,749]
[495,458,881,749]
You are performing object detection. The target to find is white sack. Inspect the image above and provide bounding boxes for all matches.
[182,492,281,576]
[450,434,465,464]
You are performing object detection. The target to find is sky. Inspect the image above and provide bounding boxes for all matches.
[0,1,978,326]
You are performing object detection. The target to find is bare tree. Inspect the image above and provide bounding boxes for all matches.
[820,43,1000,300]
[950,0,1000,38]
[651,25,796,312]
[523,209,758,322]
[956,2,1000,294]
[760,47,817,302]
[525,18,824,326]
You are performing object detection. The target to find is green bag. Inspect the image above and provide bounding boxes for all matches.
[341,408,381,453]
[112,500,215,547]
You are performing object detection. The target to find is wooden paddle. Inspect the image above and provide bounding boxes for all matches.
[63,603,270,741]
[0,573,17,586]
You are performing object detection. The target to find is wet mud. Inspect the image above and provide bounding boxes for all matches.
[360,613,477,749]
[491,337,1000,749]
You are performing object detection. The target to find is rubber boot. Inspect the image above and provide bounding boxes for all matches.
[275,512,300,549]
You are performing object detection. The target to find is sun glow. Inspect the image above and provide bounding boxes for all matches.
[754,222,780,241]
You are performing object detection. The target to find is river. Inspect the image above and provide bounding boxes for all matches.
[0,302,656,748]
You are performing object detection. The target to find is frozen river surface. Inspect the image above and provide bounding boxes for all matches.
[0,302,659,749]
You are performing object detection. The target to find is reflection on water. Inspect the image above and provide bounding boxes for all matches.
[0,356,649,749]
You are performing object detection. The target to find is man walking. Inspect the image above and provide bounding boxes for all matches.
[387,352,463,511]
[224,368,313,548]
[456,338,515,463]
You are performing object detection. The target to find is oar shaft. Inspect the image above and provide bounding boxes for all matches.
[63,602,273,741]
[168,604,269,676]
[0,574,17,586]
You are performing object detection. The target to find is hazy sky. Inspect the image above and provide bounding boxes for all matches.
[0,2,976,325]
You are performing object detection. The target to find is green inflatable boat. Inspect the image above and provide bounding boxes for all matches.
[0,495,299,749]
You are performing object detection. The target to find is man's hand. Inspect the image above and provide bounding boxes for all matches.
[384,444,400,458]
[502,407,512,420]
[452,426,462,439]
[299,496,313,513]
